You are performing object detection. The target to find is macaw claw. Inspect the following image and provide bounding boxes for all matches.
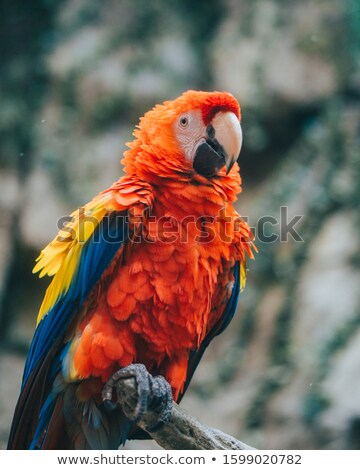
[146,374,173,432]
[102,363,173,431]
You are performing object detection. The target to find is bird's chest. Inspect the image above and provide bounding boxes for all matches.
[106,203,235,356]
[69,195,239,384]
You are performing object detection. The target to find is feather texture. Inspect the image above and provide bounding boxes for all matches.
[8,91,255,450]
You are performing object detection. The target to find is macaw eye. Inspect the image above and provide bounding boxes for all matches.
[179,115,189,128]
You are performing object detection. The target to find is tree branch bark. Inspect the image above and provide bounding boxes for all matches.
[119,377,255,450]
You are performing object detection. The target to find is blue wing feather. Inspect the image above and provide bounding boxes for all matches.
[214,260,240,336]
[22,211,129,388]
[7,211,130,449]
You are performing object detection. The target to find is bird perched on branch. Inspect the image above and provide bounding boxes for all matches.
[8,90,255,449]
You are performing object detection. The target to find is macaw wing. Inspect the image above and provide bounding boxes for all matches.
[23,209,128,386]
[178,260,243,402]
[8,179,153,449]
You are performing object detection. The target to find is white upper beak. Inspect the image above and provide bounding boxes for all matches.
[211,111,242,173]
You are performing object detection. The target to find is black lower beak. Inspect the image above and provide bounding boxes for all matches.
[193,141,226,178]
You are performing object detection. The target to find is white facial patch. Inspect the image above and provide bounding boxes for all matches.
[173,109,206,163]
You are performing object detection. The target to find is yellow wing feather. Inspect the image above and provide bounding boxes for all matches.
[32,176,154,326]
[33,194,113,324]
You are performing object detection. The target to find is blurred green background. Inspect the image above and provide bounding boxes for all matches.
[0,0,360,449]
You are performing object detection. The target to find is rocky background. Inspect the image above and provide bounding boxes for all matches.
[0,0,359,450]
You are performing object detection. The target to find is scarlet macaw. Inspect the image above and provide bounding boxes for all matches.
[8,90,255,449]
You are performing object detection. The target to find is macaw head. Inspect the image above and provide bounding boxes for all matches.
[122,90,242,182]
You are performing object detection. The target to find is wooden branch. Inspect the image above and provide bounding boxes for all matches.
[119,377,255,450]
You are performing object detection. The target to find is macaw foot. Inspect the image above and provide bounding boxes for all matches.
[102,363,173,432]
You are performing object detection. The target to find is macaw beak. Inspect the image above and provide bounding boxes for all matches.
[193,111,242,178]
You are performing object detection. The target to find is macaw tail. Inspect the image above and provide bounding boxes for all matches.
[7,342,72,449]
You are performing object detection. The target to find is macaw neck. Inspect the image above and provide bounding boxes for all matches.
[149,175,241,220]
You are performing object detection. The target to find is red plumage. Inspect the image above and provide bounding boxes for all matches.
[8,90,255,449]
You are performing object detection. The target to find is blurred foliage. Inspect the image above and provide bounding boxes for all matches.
[0,0,61,174]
